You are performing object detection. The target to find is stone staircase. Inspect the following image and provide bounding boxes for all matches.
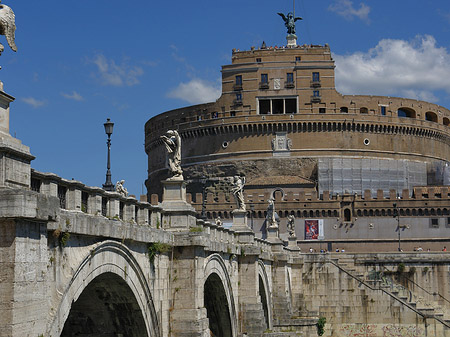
[332,255,450,329]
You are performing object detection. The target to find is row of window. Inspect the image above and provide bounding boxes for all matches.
[235,72,320,88]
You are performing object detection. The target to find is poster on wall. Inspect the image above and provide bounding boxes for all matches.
[305,219,324,240]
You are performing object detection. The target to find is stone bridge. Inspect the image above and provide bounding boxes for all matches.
[3,175,450,337]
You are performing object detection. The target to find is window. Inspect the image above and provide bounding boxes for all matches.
[313,90,320,97]
[261,74,268,84]
[211,111,218,119]
[360,107,368,114]
[258,97,298,114]
[256,58,262,63]
[286,73,294,83]
[312,72,320,82]
[319,108,326,114]
[230,111,236,117]
[431,218,439,228]
[397,108,416,118]
[236,93,242,101]
[235,75,242,85]
[340,107,348,113]
[295,56,301,61]
[381,106,386,115]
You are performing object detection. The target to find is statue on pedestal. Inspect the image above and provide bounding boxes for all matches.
[115,180,128,197]
[231,175,246,211]
[161,130,183,180]
[277,12,302,36]
[0,2,17,57]
[267,197,278,229]
[287,214,295,237]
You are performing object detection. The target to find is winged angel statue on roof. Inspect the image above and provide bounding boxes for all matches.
[0,2,16,57]
[277,12,302,36]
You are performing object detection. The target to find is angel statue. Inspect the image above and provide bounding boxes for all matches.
[277,12,302,36]
[0,2,17,56]
[231,175,246,211]
[266,197,278,229]
[287,214,295,237]
[161,130,183,180]
[115,180,128,197]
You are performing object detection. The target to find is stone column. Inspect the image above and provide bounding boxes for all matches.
[238,254,267,336]
[0,90,35,189]
[168,246,209,336]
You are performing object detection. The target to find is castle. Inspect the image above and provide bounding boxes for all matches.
[145,29,450,252]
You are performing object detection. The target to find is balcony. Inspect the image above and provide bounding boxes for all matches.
[233,99,243,106]
[285,82,295,89]
[310,95,321,103]
[233,83,243,91]
[259,82,269,90]
[310,80,321,88]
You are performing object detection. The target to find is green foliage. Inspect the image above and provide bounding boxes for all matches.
[189,226,203,232]
[156,219,160,229]
[317,316,326,336]
[148,242,172,263]
[60,231,70,247]
[397,263,406,273]
[81,204,87,213]
[409,266,416,274]
[423,266,429,274]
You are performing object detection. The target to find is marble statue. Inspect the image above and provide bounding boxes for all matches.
[215,217,222,227]
[0,2,17,56]
[231,175,246,211]
[287,214,295,237]
[277,12,302,35]
[161,130,183,180]
[267,197,278,228]
[115,180,128,197]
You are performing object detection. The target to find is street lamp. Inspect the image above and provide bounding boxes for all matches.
[102,118,115,191]
[393,203,409,252]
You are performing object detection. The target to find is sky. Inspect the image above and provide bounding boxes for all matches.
[2,0,450,197]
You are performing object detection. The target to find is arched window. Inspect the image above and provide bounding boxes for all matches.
[397,108,416,119]
[443,117,449,126]
[425,111,438,123]
[360,107,369,114]
[340,107,348,113]
[344,208,352,222]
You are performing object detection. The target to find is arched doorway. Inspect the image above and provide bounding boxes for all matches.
[61,272,147,336]
[258,261,273,330]
[204,273,233,337]
[259,275,270,329]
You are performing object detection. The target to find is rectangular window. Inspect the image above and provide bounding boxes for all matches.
[259,100,270,114]
[295,56,301,61]
[381,106,386,115]
[230,111,236,117]
[285,99,297,114]
[319,108,326,114]
[286,73,294,83]
[236,93,242,101]
[272,99,284,114]
[431,218,439,228]
[312,72,320,82]
[261,74,268,83]
[235,75,242,85]
[313,90,320,97]
[256,58,262,63]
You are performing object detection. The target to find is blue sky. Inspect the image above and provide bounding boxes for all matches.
[3,0,450,196]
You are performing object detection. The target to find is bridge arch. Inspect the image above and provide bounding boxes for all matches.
[258,260,273,330]
[48,240,160,337]
[204,253,238,337]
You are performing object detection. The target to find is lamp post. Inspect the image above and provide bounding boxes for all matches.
[102,118,115,191]
[393,203,409,252]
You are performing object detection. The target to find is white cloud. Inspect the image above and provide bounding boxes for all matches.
[90,54,144,87]
[167,78,221,104]
[61,91,83,101]
[333,35,450,103]
[328,0,370,21]
[22,97,46,108]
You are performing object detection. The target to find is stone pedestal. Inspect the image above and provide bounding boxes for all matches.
[0,90,34,189]
[232,209,255,243]
[286,34,297,47]
[160,179,197,230]
[288,236,300,250]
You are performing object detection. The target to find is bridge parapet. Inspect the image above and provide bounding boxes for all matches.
[31,169,162,227]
